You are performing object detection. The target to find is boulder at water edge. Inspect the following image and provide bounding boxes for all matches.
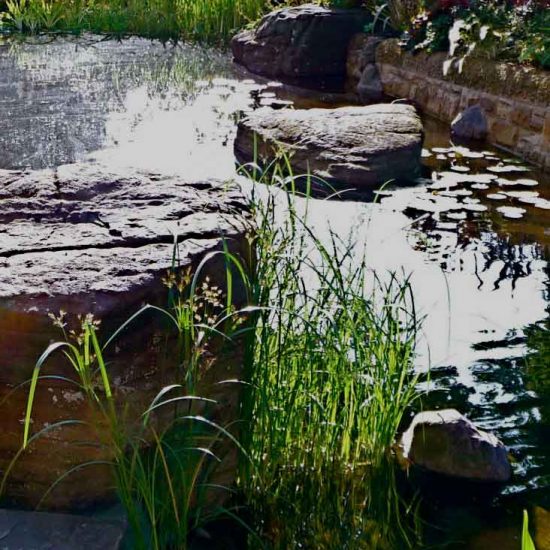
[399,409,512,483]
[451,105,489,140]
[231,4,371,80]
[0,163,249,509]
[235,104,423,193]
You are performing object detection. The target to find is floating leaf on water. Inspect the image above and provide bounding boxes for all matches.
[446,211,468,221]
[451,165,471,173]
[432,147,452,154]
[464,173,497,184]
[440,189,472,197]
[504,191,539,199]
[497,177,538,187]
[488,164,530,173]
[486,193,507,200]
[533,199,550,210]
[463,197,481,204]
[421,149,433,158]
[496,206,526,219]
[471,183,489,190]
[463,203,488,212]
[452,146,485,159]
[512,178,539,187]
[436,154,447,160]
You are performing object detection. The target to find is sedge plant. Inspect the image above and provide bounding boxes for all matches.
[234,159,423,549]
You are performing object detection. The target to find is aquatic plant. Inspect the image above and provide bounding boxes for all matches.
[523,510,536,550]
[235,161,422,548]
[0,0,277,42]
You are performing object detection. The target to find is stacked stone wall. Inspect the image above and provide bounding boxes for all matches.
[349,38,550,171]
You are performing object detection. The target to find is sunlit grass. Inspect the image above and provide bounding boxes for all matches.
[235,161,422,548]
[0,0,356,43]
[0,0,279,43]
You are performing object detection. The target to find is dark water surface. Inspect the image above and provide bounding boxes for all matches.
[0,35,549,548]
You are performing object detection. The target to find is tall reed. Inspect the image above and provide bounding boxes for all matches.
[1,0,283,42]
[236,162,422,548]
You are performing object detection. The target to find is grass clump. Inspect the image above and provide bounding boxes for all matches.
[0,0,276,43]
[236,163,422,548]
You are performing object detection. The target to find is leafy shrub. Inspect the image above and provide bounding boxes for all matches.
[400,0,549,69]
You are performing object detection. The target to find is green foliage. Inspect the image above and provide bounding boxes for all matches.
[0,0,278,43]
[236,162,422,549]
[523,510,536,550]
[403,0,549,69]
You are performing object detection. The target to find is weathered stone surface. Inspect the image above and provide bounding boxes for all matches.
[0,163,249,509]
[347,34,383,81]
[451,105,489,140]
[399,409,512,482]
[231,4,371,80]
[347,34,384,102]
[0,509,125,549]
[357,65,384,103]
[376,38,550,107]
[235,104,424,192]
[375,38,550,170]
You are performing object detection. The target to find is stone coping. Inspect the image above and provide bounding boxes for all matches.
[376,39,550,108]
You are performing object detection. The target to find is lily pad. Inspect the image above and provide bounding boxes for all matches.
[488,164,530,174]
[451,165,471,173]
[496,206,526,219]
[486,193,507,200]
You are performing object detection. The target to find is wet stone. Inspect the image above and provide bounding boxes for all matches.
[235,103,423,194]
[0,509,125,549]
[0,163,249,509]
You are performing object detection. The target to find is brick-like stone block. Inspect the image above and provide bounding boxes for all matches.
[491,119,518,147]
[511,104,533,129]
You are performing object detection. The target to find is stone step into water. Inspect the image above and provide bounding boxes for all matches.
[0,162,249,509]
[235,103,424,195]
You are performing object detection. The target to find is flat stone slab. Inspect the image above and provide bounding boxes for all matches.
[0,162,247,308]
[235,104,424,193]
[0,162,249,509]
[0,509,125,549]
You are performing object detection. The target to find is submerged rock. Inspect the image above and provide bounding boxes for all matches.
[347,34,384,103]
[451,105,489,140]
[235,104,423,193]
[0,163,249,509]
[399,409,512,483]
[231,4,370,80]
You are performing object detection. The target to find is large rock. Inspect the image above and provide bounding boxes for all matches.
[235,104,423,193]
[0,163,249,509]
[347,34,384,103]
[231,4,371,80]
[451,105,489,140]
[399,409,512,482]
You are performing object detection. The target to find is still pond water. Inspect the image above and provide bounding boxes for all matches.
[0,35,549,548]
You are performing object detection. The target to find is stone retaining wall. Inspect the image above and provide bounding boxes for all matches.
[350,38,550,171]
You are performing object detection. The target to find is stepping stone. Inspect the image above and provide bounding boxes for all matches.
[0,509,125,549]
[235,104,423,194]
